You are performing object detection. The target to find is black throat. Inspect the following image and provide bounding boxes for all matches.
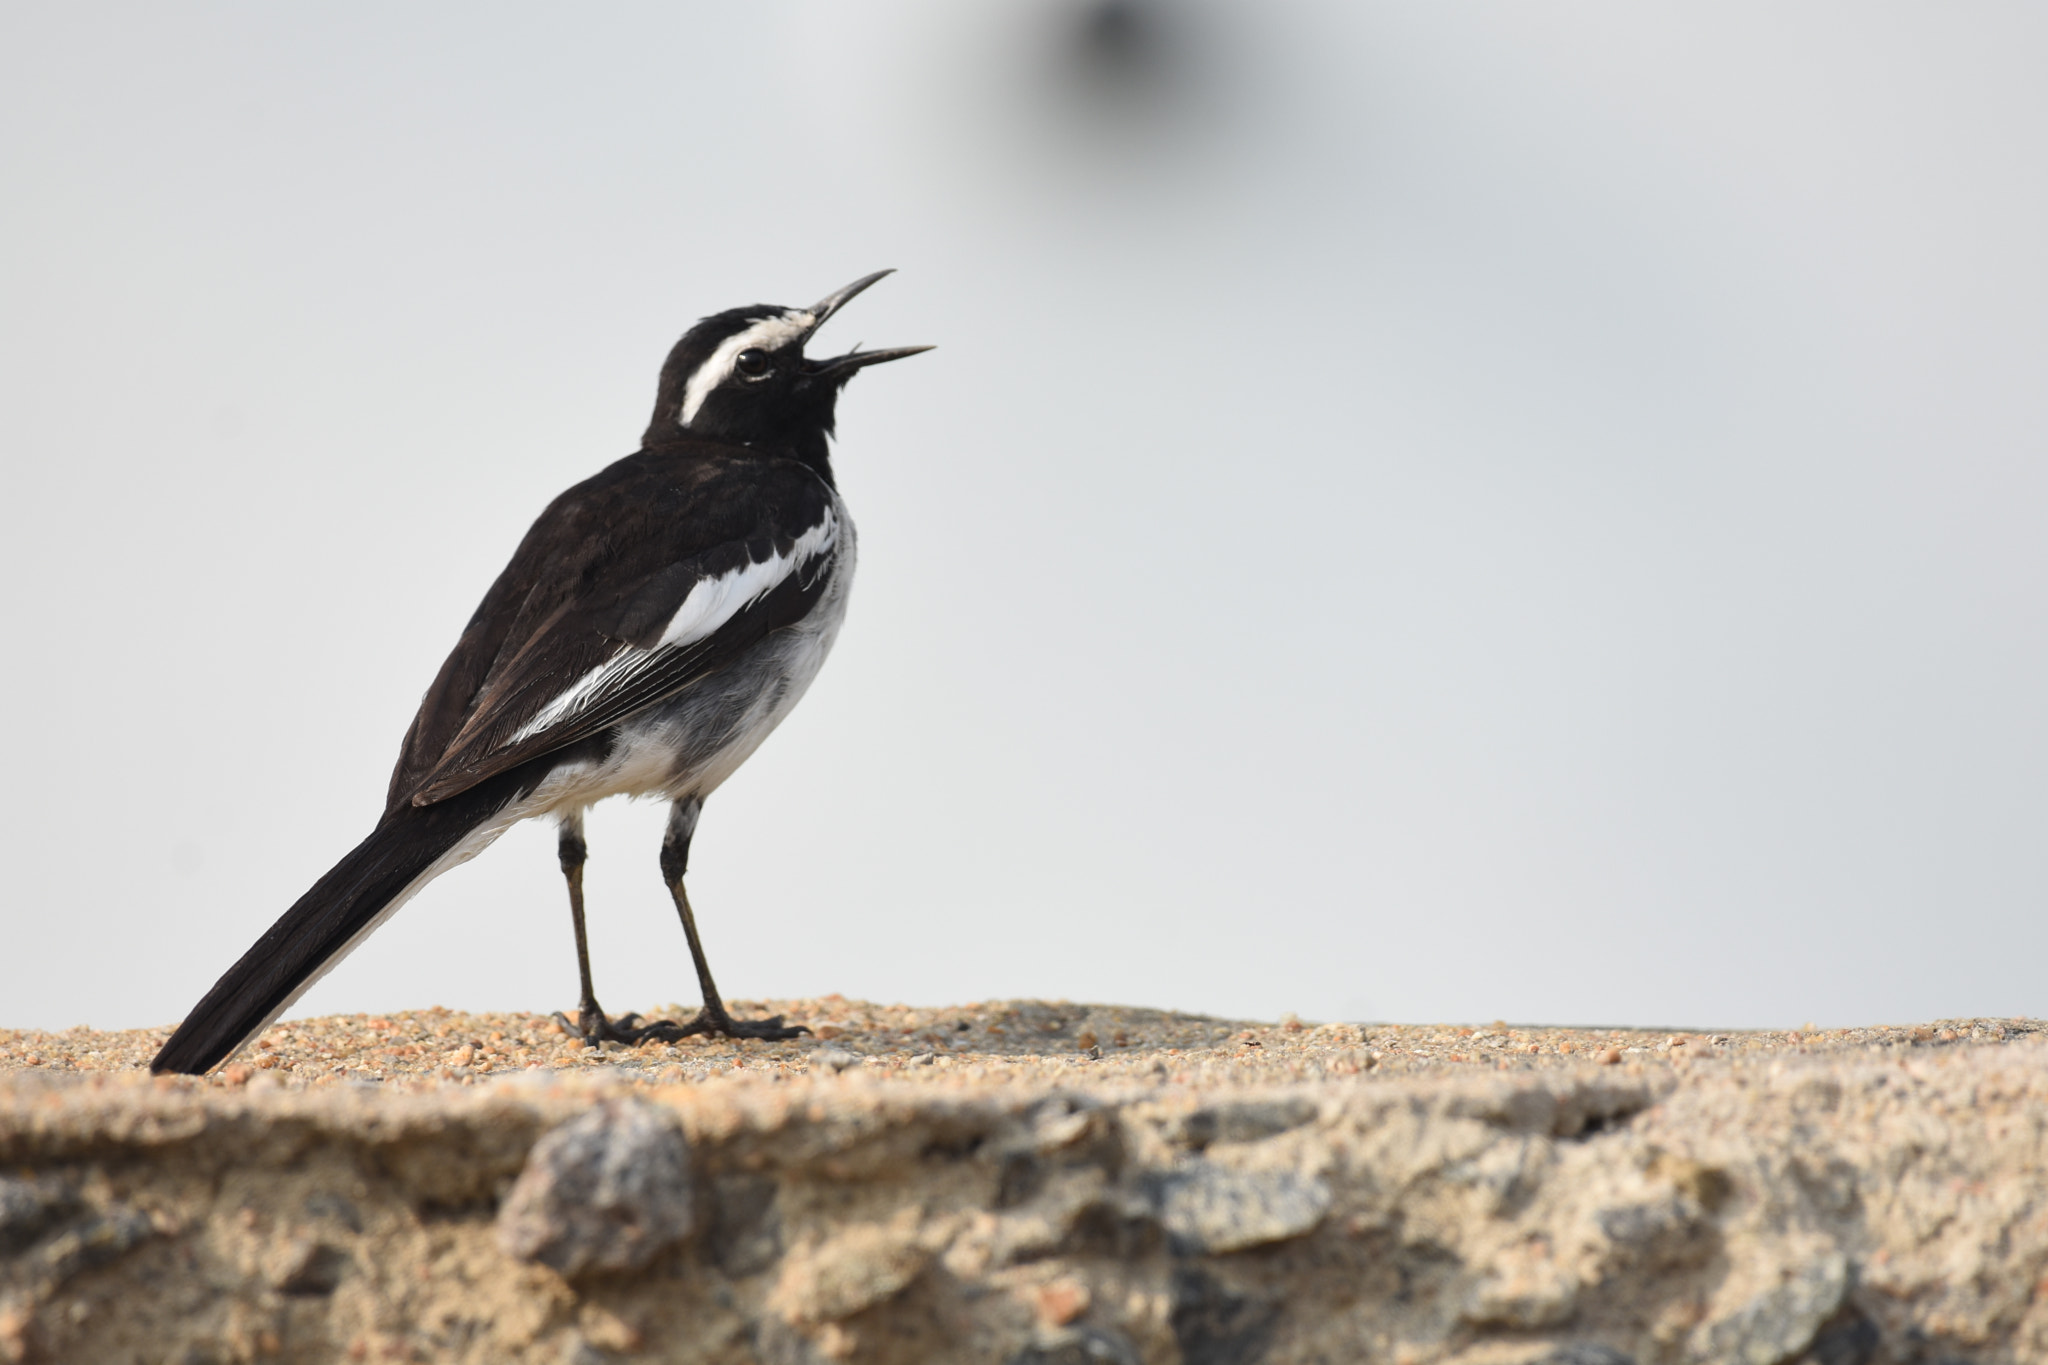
[641,419,839,486]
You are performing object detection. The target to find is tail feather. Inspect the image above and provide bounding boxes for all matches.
[151,781,518,1075]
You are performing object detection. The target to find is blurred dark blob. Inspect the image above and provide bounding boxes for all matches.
[1064,0,1185,108]
[1078,0,1155,78]
[1056,0,1212,141]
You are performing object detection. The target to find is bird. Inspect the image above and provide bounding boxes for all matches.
[150,271,929,1076]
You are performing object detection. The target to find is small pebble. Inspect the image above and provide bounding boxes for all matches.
[1033,1278,1092,1326]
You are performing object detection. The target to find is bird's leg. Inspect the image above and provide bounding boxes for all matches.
[550,812,683,1048]
[659,798,808,1042]
[559,816,603,1030]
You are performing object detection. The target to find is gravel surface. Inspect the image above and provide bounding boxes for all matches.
[2,999,2032,1089]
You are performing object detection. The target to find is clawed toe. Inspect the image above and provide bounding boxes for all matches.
[553,1008,687,1049]
[553,1005,807,1048]
[673,1009,810,1042]
[620,1018,687,1044]
[723,1013,810,1042]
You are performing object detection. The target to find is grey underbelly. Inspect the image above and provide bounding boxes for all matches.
[525,515,856,815]
[622,614,841,797]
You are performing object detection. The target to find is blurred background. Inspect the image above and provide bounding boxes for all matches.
[3,3,2045,1033]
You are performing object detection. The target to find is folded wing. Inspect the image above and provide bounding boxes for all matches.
[385,449,839,810]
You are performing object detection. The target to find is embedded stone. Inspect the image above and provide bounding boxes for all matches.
[1152,1164,1331,1254]
[496,1101,693,1277]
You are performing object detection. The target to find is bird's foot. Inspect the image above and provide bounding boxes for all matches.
[670,1005,810,1042]
[551,1007,687,1049]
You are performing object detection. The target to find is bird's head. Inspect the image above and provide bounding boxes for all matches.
[644,270,930,464]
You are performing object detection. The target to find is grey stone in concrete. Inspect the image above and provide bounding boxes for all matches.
[496,1100,693,1277]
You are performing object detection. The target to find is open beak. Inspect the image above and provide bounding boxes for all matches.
[803,270,934,375]
[809,344,935,375]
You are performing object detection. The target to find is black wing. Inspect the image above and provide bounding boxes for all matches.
[385,443,839,811]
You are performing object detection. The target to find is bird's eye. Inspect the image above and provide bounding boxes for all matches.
[733,348,771,378]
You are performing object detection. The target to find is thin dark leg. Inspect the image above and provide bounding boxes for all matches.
[659,797,806,1042]
[562,819,600,1017]
[549,812,682,1047]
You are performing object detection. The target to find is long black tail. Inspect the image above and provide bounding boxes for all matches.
[151,778,520,1075]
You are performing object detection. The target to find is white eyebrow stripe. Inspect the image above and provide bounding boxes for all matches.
[679,310,814,427]
[508,509,840,744]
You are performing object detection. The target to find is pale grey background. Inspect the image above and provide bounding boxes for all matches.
[3,3,2044,1033]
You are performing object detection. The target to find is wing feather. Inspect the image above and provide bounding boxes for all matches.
[384,444,838,811]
